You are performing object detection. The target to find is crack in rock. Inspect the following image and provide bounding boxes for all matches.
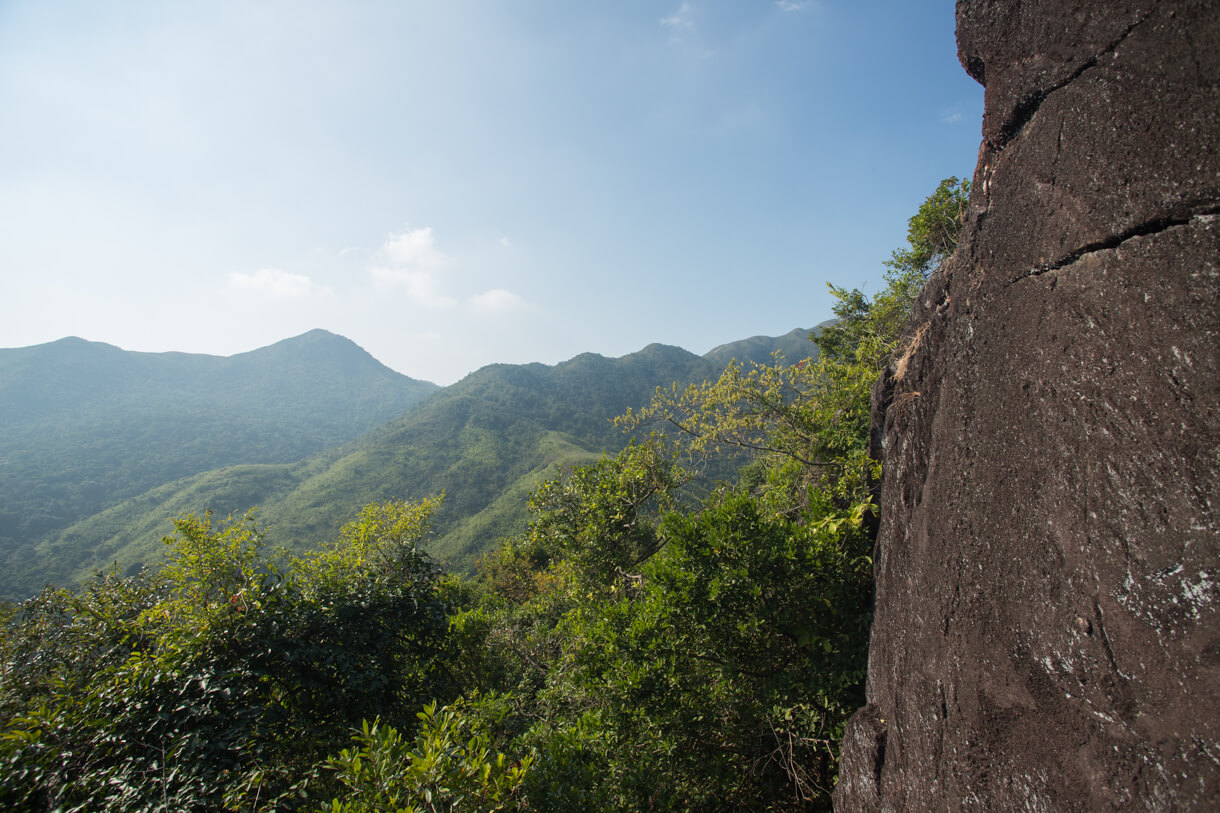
[996,13,1152,150]
[1007,206,1220,286]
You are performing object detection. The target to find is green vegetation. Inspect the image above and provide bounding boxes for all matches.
[0,500,456,811]
[0,180,967,809]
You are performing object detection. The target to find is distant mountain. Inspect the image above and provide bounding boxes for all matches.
[0,330,437,591]
[24,343,722,591]
[3,326,823,598]
[701,322,829,368]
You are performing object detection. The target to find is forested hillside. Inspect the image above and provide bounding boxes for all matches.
[0,180,968,810]
[11,332,820,597]
[703,323,833,369]
[0,330,436,574]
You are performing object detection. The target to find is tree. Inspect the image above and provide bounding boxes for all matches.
[886,175,969,276]
[324,701,531,813]
[521,439,687,590]
[0,498,454,811]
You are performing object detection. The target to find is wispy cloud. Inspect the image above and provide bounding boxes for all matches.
[659,2,712,59]
[229,267,329,297]
[469,288,527,315]
[369,225,457,308]
[660,1,697,41]
[775,1,810,11]
[370,267,457,308]
[368,225,530,315]
[660,2,696,31]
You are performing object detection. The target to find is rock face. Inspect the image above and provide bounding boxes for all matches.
[836,1,1219,809]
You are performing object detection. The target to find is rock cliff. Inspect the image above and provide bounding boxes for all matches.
[836,1,1219,809]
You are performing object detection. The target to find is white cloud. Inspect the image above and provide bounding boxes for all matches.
[366,226,530,314]
[370,225,457,308]
[229,267,328,297]
[941,110,965,124]
[469,288,526,314]
[776,1,810,11]
[381,225,448,269]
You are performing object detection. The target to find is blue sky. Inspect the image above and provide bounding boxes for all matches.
[0,1,982,385]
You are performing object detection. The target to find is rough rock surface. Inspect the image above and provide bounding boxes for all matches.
[836,1,1219,809]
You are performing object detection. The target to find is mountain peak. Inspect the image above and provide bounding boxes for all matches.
[702,327,820,369]
[286,328,345,342]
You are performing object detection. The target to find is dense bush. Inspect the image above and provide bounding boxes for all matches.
[0,500,453,811]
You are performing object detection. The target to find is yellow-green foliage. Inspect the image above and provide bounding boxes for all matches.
[0,498,454,812]
[325,701,531,813]
[297,497,443,600]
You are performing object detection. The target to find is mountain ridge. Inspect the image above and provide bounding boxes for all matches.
[0,329,439,592]
[2,325,822,598]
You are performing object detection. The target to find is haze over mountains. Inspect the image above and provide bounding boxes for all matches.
[0,325,823,599]
[0,330,436,549]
